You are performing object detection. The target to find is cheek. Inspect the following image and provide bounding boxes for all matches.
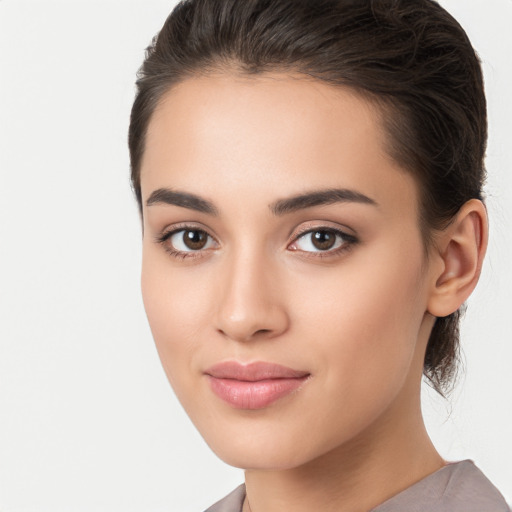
[292,244,427,400]
[140,252,209,389]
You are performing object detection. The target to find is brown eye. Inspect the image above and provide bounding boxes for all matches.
[311,230,336,250]
[183,229,208,250]
[167,228,216,252]
[291,228,354,254]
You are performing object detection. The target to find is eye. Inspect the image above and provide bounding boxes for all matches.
[289,228,356,254]
[162,228,217,253]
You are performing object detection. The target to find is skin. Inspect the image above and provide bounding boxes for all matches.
[139,73,487,512]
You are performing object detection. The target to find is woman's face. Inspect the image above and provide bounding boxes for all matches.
[140,73,437,469]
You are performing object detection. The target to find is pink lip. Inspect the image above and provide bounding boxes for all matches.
[205,361,310,410]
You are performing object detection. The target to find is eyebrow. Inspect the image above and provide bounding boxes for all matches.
[146,188,219,215]
[145,187,377,216]
[270,188,378,215]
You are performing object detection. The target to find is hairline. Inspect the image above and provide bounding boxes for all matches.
[135,64,438,256]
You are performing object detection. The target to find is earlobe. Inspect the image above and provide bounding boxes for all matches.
[427,199,488,318]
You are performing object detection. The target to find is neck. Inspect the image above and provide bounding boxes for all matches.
[245,421,443,512]
[243,335,444,512]
[245,408,443,512]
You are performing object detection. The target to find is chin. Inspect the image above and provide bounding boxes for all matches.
[197,418,343,471]
[210,442,312,471]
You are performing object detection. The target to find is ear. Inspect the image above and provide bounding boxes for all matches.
[427,199,488,317]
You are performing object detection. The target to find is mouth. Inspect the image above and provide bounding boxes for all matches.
[204,361,310,410]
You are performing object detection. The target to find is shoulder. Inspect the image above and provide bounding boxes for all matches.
[374,460,511,512]
[439,461,510,512]
[203,484,246,512]
[202,462,510,512]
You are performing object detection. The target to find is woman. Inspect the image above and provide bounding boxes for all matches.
[128,0,510,510]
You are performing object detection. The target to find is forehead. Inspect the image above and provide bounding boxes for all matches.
[141,73,419,219]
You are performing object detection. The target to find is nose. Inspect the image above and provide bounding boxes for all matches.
[214,251,290,343]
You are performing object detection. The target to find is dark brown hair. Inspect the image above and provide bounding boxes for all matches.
[129,0,487,396]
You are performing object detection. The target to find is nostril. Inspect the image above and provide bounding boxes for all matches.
[254,328,272,336]
[217,327,272,340]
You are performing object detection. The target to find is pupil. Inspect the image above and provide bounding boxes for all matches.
[312,230,336,250]
[184,230,207,250]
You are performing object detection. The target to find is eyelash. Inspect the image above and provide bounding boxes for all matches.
[155,225,216,260]
[289,226,358,259]
[155,225,358,260]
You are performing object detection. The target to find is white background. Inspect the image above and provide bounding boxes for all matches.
[0,1,510,511]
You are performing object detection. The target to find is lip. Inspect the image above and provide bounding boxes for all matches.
[204,361,310,410]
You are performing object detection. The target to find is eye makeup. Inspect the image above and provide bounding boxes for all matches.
[154,220,359,262]
[288,226,358,259]
[155,223,219,261]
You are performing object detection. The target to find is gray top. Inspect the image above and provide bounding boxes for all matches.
[204,460,510,512]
